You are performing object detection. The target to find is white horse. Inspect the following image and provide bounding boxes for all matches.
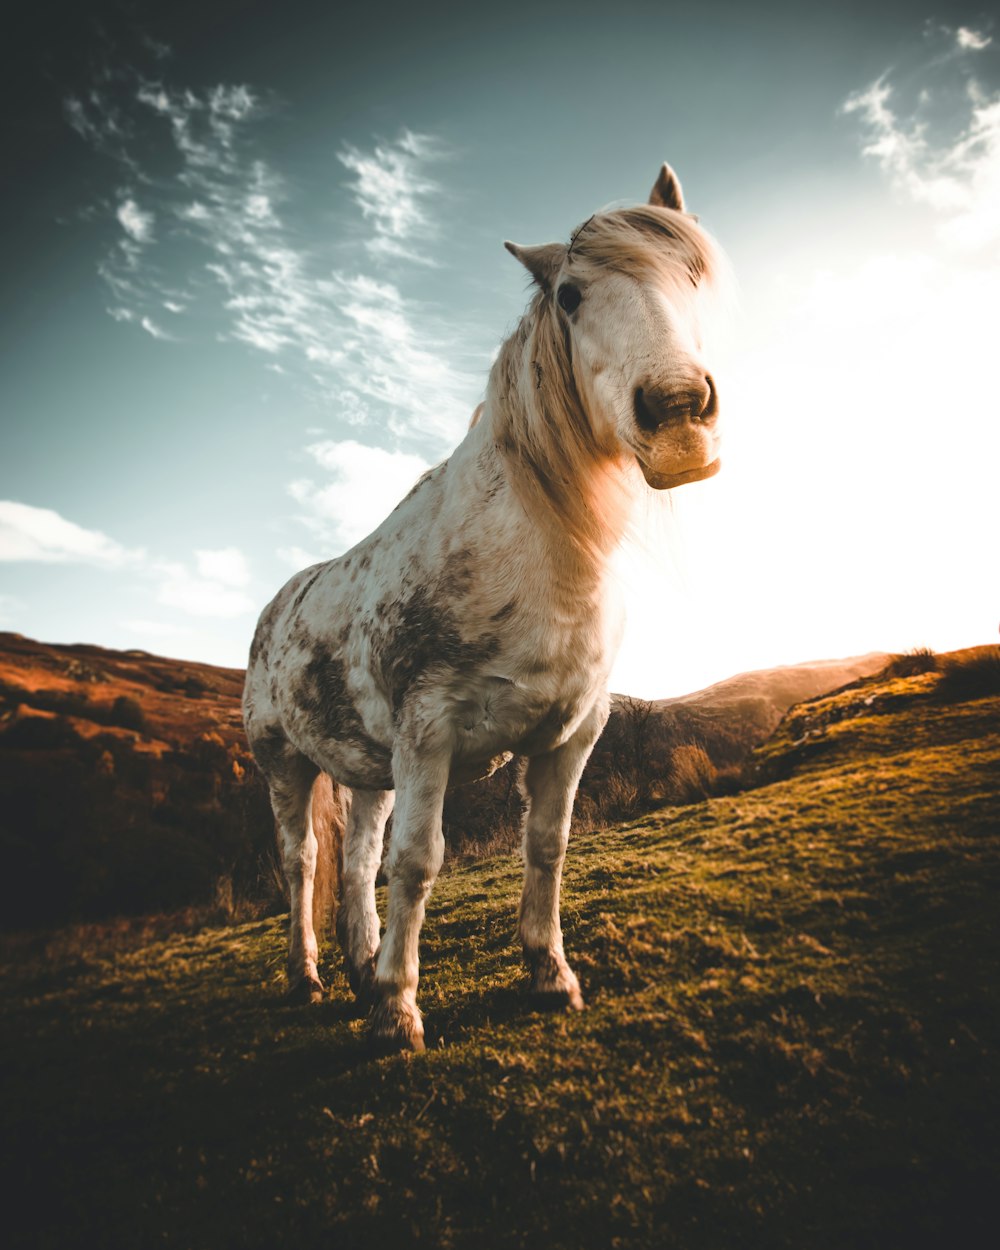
[243,162,724,1052]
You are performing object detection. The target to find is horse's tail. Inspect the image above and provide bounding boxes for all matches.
[310,773,349,938]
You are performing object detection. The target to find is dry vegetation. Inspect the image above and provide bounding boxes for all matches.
[2,647,997,1248]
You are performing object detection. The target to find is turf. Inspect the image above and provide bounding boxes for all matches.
[2,667,998,1249]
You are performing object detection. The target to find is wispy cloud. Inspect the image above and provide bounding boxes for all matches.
[842,29,1000,251]
[0,501,144,567]
[117,197,154,242]
[66,69,481,452]
[338,129,446,263]
[140,315,172,340]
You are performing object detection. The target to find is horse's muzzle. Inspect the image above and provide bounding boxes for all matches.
[633,374,718,432]
[632,374,720,490]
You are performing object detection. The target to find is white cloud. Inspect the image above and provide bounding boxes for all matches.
[277,545,324,570]
[70,70,482,452]
[289,439,431,552]
[843,54,1000,251]
[140,315,172,340]
[117,197,154,242]
[154,560,255,618]
[0,501,144,567]
[957,27,991,51]
[338,130,444,263]
[194,546,251,587]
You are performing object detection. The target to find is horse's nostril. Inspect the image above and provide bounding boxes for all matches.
[634,382,716,431]
[698,374,718,422]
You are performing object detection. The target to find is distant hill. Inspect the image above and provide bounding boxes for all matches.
[444,652,889,850]
[0,632,274,929]
[0,631,885,927]
[2,647,997,1249]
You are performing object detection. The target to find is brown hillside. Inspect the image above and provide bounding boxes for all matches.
[0,632,274,929]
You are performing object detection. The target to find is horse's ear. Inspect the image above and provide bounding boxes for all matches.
[504,240,566,290]
[649,162,685,212]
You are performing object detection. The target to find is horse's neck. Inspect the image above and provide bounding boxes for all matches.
[461,403,631,604]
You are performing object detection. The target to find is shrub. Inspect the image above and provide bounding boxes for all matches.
[937,646,1000,701]
[110,695,148,733]
[880,647,939,680]
[669,744,718,804]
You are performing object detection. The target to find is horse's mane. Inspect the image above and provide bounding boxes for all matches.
[485,204,723,557]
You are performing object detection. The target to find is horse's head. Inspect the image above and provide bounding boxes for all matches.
[505,163,722,491]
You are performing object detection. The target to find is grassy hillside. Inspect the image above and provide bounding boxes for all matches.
[2,653,997,1248]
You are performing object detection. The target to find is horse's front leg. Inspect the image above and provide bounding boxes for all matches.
[369,744,450,1053]
[520,696,610,1010]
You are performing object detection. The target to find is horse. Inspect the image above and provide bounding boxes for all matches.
[243,161,725,1053]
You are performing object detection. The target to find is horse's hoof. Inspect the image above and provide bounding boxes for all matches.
[531,985,585,1012]
[287,976,325,1005]
[526,950,584,1011]
[368,995,425,1055]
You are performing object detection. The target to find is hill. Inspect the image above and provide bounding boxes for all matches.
[0,632,275,928]
[2,650,997,1248]
[0,631,885,926]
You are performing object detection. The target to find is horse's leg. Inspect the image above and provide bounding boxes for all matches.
[265,746,325,1003]
[519,698,610,1009]
[369,747,450,1053]
[336,787,394,1007]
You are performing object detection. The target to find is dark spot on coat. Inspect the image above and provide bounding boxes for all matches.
[490,600,516,622]
[288,565,324,619]
[368,583,501,718]
[295,643,391,767]
[247,568,318,672]
[247,724,297,775]
[438,548,476,598]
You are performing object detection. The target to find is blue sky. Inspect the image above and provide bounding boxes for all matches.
[2,0,998,695]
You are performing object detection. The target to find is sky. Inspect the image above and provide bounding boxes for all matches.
[1,0,997,697]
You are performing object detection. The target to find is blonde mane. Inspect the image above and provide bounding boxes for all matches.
[485,204,722,556]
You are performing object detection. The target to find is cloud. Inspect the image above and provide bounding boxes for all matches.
[842,35,1000,251]
[140,315,172,340]
[194,546,251,587]
[0,500,255,620]
[154,561,255,618]
[0,501,144,567]
[117,198,154,242]
[289,439,431,553]
[338,130,446,263]
[956,27,991,51]
[276,544,324,570]
[67,68,482,452]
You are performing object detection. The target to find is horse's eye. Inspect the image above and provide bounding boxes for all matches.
[557,284,581,314]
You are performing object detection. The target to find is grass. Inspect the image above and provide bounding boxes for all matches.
[2,663,999,1249]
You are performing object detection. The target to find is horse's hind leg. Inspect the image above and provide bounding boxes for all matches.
[337,787,394,1007]
[519,697,610,1010]
[259,741,324,1003]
